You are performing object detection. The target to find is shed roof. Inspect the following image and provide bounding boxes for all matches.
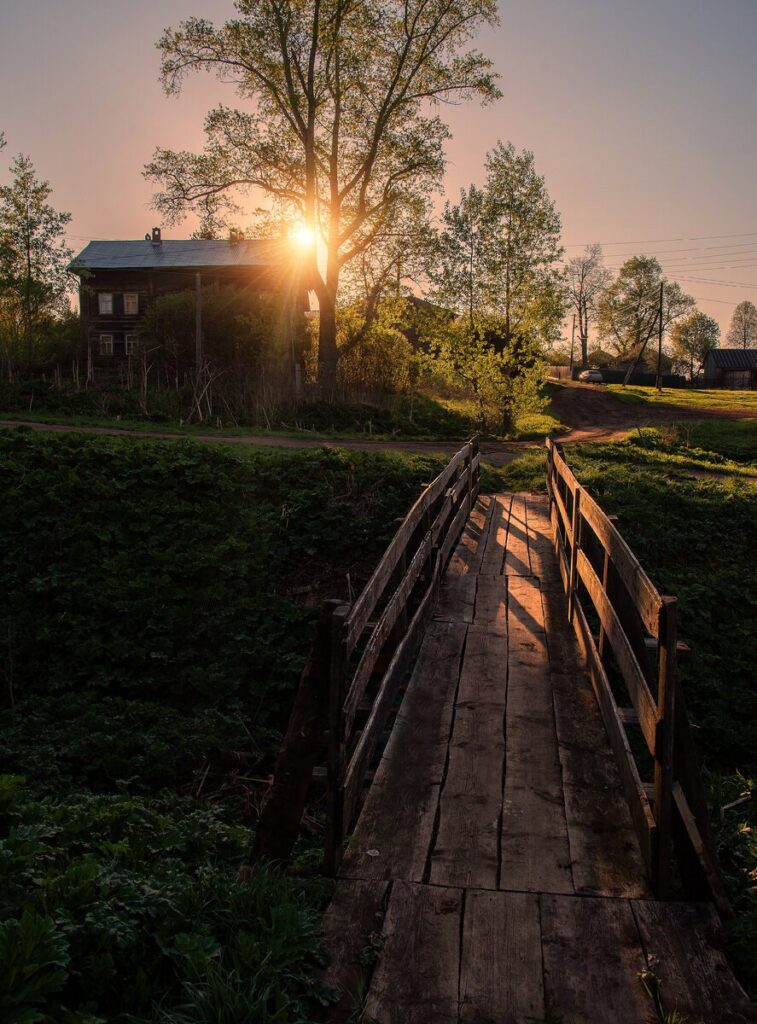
[70,238,284,272]
[703,348,757,370]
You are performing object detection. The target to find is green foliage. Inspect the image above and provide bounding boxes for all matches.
[0,432,448,711]
[0,780,330,1022]
[0,911,69,1024]
[432,141,565,350]
[0,433,463,1020]
[0,153,74,369]
[138,284,293,372]
[596,256,694,361]
[669,311,719,381]
[726,300,757,349]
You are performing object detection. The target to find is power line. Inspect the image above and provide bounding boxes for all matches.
[563,230,757,248]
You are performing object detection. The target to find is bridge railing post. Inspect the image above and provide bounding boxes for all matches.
[567,486,582,622]
[652,595,677,896]
[325,602,351,876]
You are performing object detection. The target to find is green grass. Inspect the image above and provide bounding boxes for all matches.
[0,433,465,1022]
[606,384,757,415]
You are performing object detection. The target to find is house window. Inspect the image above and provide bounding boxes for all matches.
[124,292,139,315]
[98,292,113,315]
[125,334,138,355]
[99,334,114,355]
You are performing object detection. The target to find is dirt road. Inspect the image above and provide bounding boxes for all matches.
[0,418,533,468]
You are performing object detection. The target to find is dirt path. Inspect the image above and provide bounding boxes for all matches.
[550,380,756,443]
[0,418,534,468]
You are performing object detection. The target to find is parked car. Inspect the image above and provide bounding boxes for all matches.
[578,369,603,383]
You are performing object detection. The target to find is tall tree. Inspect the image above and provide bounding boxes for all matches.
[433,142,565,351]
[726,300,757,349]
[669,310,719,381]
[0,154,73,367]
[596,256,694,363]
[565,243,611,368]
[144,0,500,387]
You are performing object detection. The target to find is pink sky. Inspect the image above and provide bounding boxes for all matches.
[2,0,756,338]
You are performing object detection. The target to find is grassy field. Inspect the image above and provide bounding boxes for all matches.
[1,432,480,1023]
[607,384,757,415]
[507,429,757,994]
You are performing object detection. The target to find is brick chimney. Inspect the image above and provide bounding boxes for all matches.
[151,227,162,246]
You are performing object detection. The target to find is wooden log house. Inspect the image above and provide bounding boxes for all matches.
[70,228,311,364]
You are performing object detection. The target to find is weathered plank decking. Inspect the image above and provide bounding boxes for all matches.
[322,493,756,1024]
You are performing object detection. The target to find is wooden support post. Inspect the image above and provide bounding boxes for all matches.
[653,595,677,896]
[567,487,582,622]
[325,602,351,876]
[252,602,335,864]
[466,440,474,515]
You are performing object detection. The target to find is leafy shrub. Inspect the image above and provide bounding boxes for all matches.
[0,779,330,1022]
[0,433,448,715]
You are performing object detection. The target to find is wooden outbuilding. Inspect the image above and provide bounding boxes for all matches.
[702,348,757,390]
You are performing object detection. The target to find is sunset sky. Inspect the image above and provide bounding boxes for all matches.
[2,0,756,338]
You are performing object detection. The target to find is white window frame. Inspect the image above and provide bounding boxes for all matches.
[98,292,113,315]
[125,334,138,355]
[124,292,139,315]
[99,334,114,355]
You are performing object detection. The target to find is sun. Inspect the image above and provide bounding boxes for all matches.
[291,223,315,249]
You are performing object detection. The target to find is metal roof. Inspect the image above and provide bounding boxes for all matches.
[70,238,284,272]
[704,348,757,370]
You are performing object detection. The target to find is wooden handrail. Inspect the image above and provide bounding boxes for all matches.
[325,437,481,873]
[545,437,729,913]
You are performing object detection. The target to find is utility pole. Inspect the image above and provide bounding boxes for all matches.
[569,315,576,377]
[655,282,664,391]
[195,272,203,373]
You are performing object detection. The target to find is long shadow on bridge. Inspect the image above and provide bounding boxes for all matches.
[321,493,755,1024]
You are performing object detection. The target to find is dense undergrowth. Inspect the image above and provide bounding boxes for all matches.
[0,431,464,1023]
[510,423,757,995]
[0,380,565,442]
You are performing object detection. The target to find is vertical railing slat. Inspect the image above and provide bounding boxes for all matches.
[653,595,677,896]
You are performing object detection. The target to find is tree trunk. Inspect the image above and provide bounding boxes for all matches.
[318,290,338,393]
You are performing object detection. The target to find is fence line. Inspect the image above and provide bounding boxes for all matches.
[546,437,729,911]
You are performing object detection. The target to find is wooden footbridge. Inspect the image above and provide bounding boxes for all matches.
[258,439,755,1023]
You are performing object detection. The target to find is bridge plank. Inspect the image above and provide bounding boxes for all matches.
[435,573,477,623]
[479,494,511,575]
[473,574,508,634]
[455,624,508,707]
[632,901,757,1024]
[448,494,492,575]
[551,670,651,898]
[429,703,504,889]
[321,879,389,1023]
[502,575,573,894]
[541,894,649,1024]
[364,881,461,1024]
[504,494,533,577]
[460,890,544,1024]
[339,620,466,882]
